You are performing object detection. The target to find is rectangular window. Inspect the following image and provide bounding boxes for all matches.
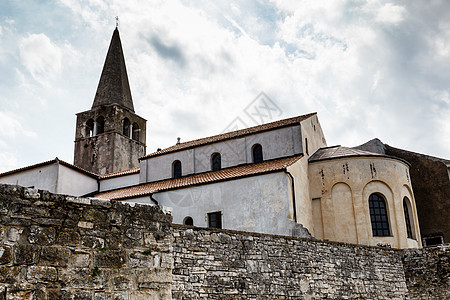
[208,211,222,229]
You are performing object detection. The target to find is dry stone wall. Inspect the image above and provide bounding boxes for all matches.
[0,184,173,299]
[172,225,409,299]
[0,183,448,299]
[403,244,450,299]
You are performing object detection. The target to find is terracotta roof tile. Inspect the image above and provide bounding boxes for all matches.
[99,167,140,179]
[95,155,303,200]
[141,113,317,160]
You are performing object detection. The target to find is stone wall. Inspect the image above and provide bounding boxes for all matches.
[0,184,172,299]
[172,225,409,299]
[403,244,450,299]
[0,183,448,299]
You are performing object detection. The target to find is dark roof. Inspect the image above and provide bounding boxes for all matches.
[308,145,409,165]
[95,155,303,200]
[0,158,99,179]
[92,28,134,112]
[384,144,450,167]
[141,113,317,160]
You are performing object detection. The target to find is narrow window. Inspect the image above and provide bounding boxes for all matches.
[132,122,140,141]
[122,118,131,137]
[252,144,263,163]
[85,119,94,137]
[211,153,221,171]
[96,116,105,135]
[172,160,182,179]
[368,193,390,237]
[403,197,413,239]
[184,217,193,226]
[208,211,222,229]
[305,138,309,155]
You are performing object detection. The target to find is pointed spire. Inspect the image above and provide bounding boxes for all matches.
[92,28,134,112]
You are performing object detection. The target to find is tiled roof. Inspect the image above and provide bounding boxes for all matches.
[140,113,317,160]
[99,167,140,179]
[0,158,99,178]
[308,145,409,164]
[95,155,303,200]
[308,146,387,162]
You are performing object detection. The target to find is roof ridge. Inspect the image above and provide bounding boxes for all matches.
[141,112,317,160]
[0,158,99,178]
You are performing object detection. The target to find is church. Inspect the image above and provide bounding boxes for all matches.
[1,28,449,249]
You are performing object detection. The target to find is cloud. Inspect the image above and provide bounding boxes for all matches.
[149,35,186,67]
[0,111,37,139]
[19,33,62,85]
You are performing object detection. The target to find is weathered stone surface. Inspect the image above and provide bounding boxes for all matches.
[0,183,172,298]
[13,245,40,265]
[40,246,71,267]
[0,183,446,299]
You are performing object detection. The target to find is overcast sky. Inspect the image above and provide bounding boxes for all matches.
[1,0,449,172]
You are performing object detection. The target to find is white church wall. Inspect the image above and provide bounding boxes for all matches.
[287,157,314,234]
[244,125,303,163]
[56,165,98,196]
[141,125,305,183]
[300,114,327,158]
[0,164,59,193]
[144,149,195,183]
[99,173,140,192]
[151,172,297,236]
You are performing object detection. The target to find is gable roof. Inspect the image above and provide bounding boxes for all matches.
[92,28,134,112]
[308,145,409,165]
[99,167,140,179]
[0,158,99,179]
[95,155,303,200]
[141,112,317,160]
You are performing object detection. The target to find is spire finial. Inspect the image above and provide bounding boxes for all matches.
[115,16,119,28]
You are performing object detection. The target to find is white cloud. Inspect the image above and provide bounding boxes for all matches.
[0,111,37,139]
[19,33,62,85]
[375,3,406,25]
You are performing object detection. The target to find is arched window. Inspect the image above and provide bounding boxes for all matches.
[96,116,105,135]
[403,197,414,239]
[252,144,263,163]
[132,122,140,141]
[122,118,131,137]
[85,119,94,137]
[211,153,221,171]
[184,216,193,226]
[368,193,390,237]
[172,160,182,179]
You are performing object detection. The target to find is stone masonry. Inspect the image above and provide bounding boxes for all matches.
[403,244,450,299]
[0,184,173,299]
[172,225,409,299]
[0,184,448,299]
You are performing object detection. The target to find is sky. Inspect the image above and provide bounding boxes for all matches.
[0,0,449,172]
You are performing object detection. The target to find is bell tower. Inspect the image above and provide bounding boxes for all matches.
[73,28,146,175]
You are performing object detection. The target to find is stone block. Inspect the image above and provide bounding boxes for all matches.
[94,250,126,268]
[0,266,23,283]
[27,265,58,282]
[40,246,71,267]
[0,246,12,265]
[69,252,90,268]
[27,226,56,245]
[82,236,105,249]
[6,228,22,242]
[13,244,40,265]
[57,230,81,246]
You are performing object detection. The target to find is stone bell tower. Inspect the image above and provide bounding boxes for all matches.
[73,28,146,175]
